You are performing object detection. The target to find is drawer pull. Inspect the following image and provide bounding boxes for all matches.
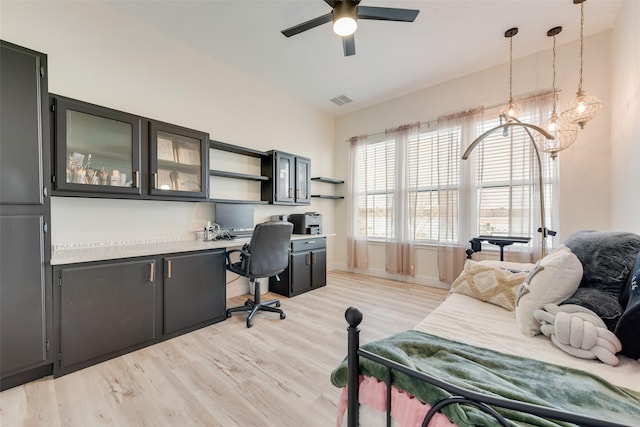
[305,241,316,244]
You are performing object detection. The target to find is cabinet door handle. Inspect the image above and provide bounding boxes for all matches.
[149,262,155,282]
[167,260,172,279]
[296,189,300,199]
[312,253,317,264]
[134,171,140,188]
[289,187,293,198]
[153,172,158,189]
[306,253,311,265]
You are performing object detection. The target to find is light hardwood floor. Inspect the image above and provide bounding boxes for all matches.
[0,271,448,427]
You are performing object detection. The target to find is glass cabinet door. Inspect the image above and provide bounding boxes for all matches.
[149,121,208,199]
[274,152,294,203]
[295,157,311,204]
[54,97,142,195]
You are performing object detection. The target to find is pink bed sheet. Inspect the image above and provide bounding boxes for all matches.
[336,375,456,427]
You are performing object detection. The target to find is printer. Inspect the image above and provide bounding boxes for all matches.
[288,212,322,235]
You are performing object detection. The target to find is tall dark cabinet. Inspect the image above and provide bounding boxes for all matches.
[0,41,53,390]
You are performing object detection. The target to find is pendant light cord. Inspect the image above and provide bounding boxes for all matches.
[578,1,584,92]
[552,33,557,115]
[509,36,514,103]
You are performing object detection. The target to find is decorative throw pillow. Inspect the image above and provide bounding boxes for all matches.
[450,260,528,311]
[615,250,640,359]
[515,245,583,337]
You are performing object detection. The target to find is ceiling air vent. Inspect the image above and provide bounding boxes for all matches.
[330,95,353,106]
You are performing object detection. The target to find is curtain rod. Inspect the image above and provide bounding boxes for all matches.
[347,90,557,142]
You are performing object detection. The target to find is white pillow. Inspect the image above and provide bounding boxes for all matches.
[515,245,583,337]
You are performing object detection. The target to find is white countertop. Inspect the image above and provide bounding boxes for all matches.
[51,234,330,265]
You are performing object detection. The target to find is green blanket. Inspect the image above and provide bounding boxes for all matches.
[331,330,640,427]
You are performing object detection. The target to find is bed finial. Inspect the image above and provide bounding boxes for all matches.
[345,306,363,327]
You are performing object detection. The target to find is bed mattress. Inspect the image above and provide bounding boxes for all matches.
[413,292,640,392]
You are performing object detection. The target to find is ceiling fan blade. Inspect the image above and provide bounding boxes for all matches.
[357,6,419,22]
[342,34,356,57]
[281,13,333,37]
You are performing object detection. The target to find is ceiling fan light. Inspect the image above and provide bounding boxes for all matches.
[333,16,357,36]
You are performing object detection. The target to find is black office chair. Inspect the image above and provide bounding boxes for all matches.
[225,221,293,328]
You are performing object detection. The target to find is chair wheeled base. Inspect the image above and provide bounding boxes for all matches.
[226,279,286,328]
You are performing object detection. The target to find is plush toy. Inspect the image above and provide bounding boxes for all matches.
[534,303,622,366]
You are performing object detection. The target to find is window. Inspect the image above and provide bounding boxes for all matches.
[475,113,557,240]
[353,125,462,242]
[350,100,557,250]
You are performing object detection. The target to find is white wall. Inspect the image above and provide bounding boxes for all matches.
[334,30,614,285]
[1,1,337,295]
[610,0,640,234]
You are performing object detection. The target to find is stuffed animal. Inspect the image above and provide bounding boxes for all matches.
[534,303,622,366]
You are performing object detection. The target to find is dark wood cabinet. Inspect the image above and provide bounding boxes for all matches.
[54,259,158,376]
[261,150,311,205]
[163,250,226,335]
[50,95,210,201]
[0,41,53,390]
[270,237,326,297]
[149,120,208,200]
[51,95,144,196]
[52,248,227,377]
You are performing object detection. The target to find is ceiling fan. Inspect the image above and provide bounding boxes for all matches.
[281,0,420,57]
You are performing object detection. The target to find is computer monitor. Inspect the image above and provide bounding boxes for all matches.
[215,203,254,235]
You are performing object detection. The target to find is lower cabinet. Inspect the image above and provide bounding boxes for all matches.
[163,250,226,335]
[270,237,326,297]
[55,258,158,375]
[53,249,226,377]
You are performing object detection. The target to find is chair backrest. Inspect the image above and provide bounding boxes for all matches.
[243,221,294,279]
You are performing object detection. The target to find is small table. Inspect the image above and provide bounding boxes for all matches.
[468,235,531,261]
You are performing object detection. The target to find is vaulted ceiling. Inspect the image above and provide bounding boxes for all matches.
[109,0,622,116]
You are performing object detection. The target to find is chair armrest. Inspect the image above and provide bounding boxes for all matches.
[225,248,251,267]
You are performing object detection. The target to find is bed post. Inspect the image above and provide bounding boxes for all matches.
[345,306,363,427]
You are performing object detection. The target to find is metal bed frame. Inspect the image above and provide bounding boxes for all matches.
[344,306,633,427]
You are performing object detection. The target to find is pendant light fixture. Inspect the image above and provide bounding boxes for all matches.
[536,26,578,159]
[561,0,602,129]
[499,28,523,121]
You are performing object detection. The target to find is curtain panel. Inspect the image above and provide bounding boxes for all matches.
[384,123,420,276]
[436,108,484,284]
[347,135,369,269]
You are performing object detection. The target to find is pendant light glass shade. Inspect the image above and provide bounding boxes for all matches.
[535,27,578,159]
[500,28,522,121]
[561,0,602,129]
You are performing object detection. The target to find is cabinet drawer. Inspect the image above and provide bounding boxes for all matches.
[291,237,326,252]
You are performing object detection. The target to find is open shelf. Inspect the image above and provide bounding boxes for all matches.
[311,195,344,199]
[209,198,269,204]
[311,177,344,184]
[209,170,269,181]
[209,140,267,158]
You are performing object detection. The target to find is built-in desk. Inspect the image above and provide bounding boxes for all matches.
[50,233,330,377]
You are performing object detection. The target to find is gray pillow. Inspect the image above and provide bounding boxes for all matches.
[564,230,640,297]
[563,288,623,332]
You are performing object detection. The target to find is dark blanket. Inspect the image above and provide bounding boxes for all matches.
[331,330,640,427]
[564,230,640,298]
